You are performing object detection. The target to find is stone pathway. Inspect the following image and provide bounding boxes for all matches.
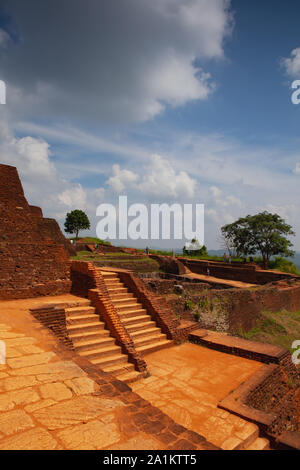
[183,272,256,289]
[0,297,217,450]
[132,343,266,450]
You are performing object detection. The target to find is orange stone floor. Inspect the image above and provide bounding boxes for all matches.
[132,343,263,449]
[0,295,263,450]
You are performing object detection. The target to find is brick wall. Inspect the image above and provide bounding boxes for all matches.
[30,305,74,350]
[177,257,299,285]
[0,164,71,299]
[162,279,300,333]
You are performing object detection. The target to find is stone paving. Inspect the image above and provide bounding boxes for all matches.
[132,343,263,450]
[0,297,217,450]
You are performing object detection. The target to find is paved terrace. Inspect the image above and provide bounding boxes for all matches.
[132,343,263,449]
[0,295,263,450]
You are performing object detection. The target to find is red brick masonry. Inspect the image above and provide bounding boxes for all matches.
[0,164,71,299]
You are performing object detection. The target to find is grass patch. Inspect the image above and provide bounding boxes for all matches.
[238,309,300,352]
[69,236,111,245]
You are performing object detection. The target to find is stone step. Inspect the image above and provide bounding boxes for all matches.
[70,329,110,342]
[246,437,270,451]
[221,423,259,450]
[133,332,167,348]
[126,320,157,333]
[80,344,121,360]
[66,314,98,325]
[104,281,122,288]
[100,271,118,277]
[65,306,96,317]
[130,327,161,338]
[122,314,153,326]
[117,308,147,319]
[67,321,105,335]
[73,336,116,352]
[107,287,129,294]
[46,299,91,309]
[136,339,174,356]
[113,298,140,306]
[102,276,119,282]
[110,293,135,301]
[91,353,128,367]
[102,362,135,375]
[115,370,145,384]
[115,303,143,312]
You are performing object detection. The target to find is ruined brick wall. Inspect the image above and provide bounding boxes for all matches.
[30,304,74,350]
[0,164,71,299]
[37,217,76,256]
[156,279,300,333]
[177,257,299,285]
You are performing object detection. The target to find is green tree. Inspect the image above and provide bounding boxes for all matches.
[64,210,91,240]
[183,239,208,257]
[221,211,295,268]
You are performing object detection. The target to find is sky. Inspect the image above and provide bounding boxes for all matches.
[0,0,300,251]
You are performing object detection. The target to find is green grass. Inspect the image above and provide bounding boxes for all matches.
[69,237,111,245]
[268,257,300,275]
[238,309,300,352]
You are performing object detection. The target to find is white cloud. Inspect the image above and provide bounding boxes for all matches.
[58,185,87,209]
[2,0,233,123]
[107,164,139,193]
[281,48,300,78]
[294,162,300,174]
[0,118,91,223]
[138,154,197,198]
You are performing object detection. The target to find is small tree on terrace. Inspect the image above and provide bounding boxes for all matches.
[221,211,295,268]
[64,209,91,240]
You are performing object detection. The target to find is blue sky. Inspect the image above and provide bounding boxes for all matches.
[0,0,300,251]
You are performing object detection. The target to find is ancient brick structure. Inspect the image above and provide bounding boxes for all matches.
[71,261,147,373]
[177,257,299,285]
[0,164,71,299]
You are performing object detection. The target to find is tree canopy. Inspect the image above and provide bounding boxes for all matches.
[221,211,295,268]
[64,210,90,239]
[183,239,208,257]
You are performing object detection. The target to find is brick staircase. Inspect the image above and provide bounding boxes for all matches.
[65,299,143,384]
[101,270,174,355]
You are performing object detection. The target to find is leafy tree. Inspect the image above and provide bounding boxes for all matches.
[221,211,295,268]
[183,239,208,257]
[64,210,91,240]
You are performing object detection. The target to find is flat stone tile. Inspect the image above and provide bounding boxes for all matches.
[39,382,73,401]
[57,421,121,450]
[0,409,34,435]
[64,376,96,396]
[33,396,125,430]
[7,352,57,369]
[3,375,38,392]
[110,435,162,450]
[0,427,58,450]
[25,399,56,413]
